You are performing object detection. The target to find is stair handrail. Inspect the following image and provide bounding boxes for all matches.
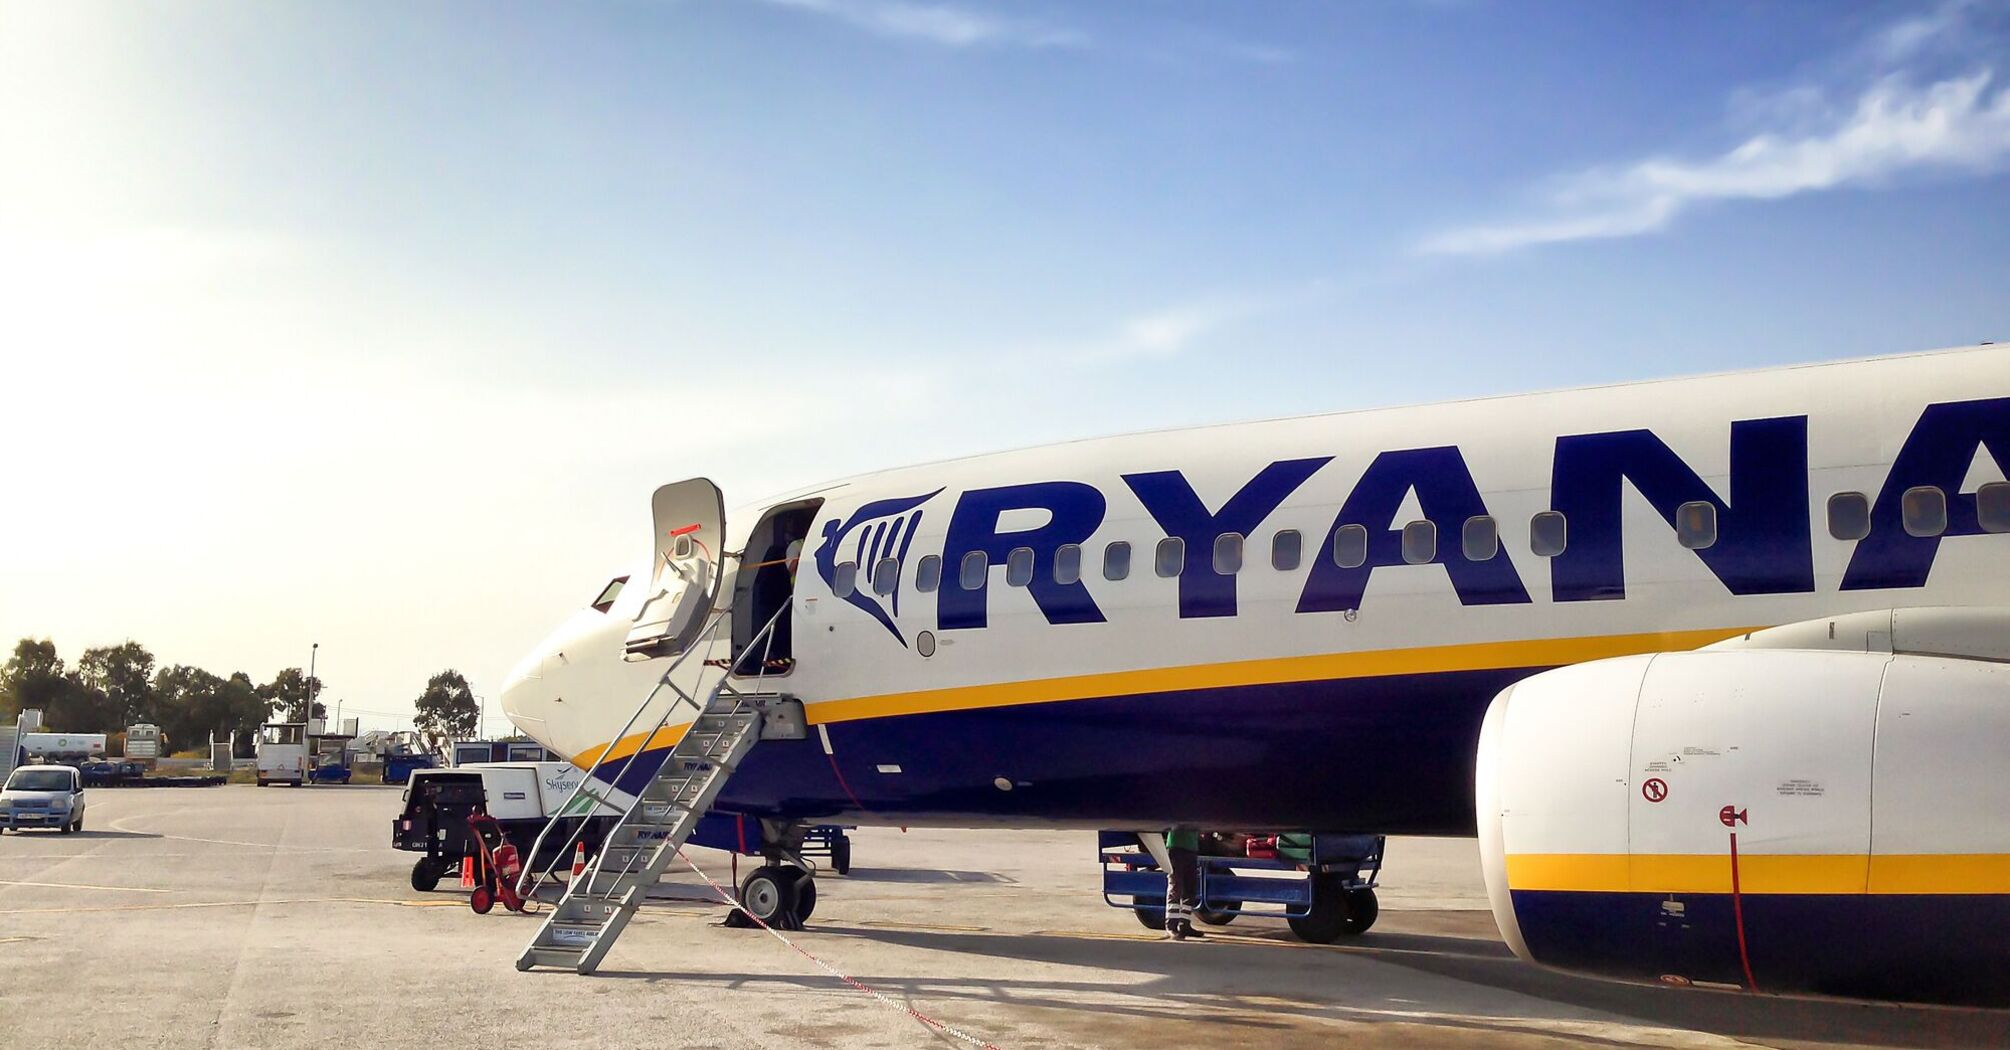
[579,605,787,894]
[516,604,785,896]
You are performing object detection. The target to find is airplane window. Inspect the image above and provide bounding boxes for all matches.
[1055,543,1082,585]
[1401,520,1436,565]
[834,562,858,598]
[1214,533,1243,575]
[915,555,942,593]
[1333,524,1368,569]
[1006,547,1035,587]
[1103,541,1132,581]
[873,557,900,596]
[1155,537,1185,578]
[959,551,989,590]
[1530,511,1567,557]
[1462,517,1498,562]
[1902,486,1947,538]
[1827,492,1871,541]
[1980,482,2010,534]
[590,576,629,613]
[1271,530,1301,571]
[1676,501,1717,550]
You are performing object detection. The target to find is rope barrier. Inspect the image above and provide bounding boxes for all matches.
[675,850,1003,1050]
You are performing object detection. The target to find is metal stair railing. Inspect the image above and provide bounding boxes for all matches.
[515,606,789,973]
[516,604,787,899]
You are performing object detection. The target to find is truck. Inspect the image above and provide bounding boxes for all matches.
[392,762,622,892]
[450,740,558,767]
[21,732,107,763]
[256,719,358,786]
[123,723,164,762]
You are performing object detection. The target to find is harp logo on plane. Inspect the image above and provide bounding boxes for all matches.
[813,488,942,646]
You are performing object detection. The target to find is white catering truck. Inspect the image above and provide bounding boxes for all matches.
[392,762,622,891]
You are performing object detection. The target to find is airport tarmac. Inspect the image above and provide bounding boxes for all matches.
[1,785,2004,1050]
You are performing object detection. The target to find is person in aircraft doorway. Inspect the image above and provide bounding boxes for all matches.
[1164,827,1204,941]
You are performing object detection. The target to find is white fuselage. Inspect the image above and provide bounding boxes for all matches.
[500,345,2010,832]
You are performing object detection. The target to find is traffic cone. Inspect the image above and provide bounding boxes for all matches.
[571,841,587,879]
[459,856,475,889]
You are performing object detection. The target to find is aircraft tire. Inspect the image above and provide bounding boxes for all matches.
[739,865,799,928]
[790,868,817,922]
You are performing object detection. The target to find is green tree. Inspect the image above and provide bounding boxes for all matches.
[77,641,158,729]
[154,666,275,756]
[258,668,327,722]
[0,639,79,725]
[222,672,267,757]
[414,669,479,740]
[152,664,226,752]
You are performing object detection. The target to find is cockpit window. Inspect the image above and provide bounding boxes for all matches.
[591,576,629,613]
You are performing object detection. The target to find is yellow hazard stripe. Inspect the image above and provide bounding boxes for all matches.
[1506,853,2010,895]
[571,626,1751,771]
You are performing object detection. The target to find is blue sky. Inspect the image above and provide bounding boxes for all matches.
[1,1,2006,728]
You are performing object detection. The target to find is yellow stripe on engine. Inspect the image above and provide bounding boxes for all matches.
[1870,854,2010,895]
[1507,853,2010,895]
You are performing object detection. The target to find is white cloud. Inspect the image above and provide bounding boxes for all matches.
[1873,0,1981,64]
[1422,4,2010,256]
[1084,289,1318,362]
[759,0,1085,49]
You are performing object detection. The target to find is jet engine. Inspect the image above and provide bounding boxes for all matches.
[1475,608,2010,1005]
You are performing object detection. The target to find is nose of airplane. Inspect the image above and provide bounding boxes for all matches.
[497,602,638,761]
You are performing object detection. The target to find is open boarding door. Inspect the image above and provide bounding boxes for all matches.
[623,478,727,660]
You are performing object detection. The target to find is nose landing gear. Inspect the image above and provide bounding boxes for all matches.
[727,863,816,930]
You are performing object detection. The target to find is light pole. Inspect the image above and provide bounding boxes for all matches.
[472,694,487,741]
[307,643,319,726]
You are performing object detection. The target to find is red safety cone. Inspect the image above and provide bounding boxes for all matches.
[460,855,475,889]
[571,841,587,880]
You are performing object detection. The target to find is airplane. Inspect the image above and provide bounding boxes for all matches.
[499,342,2010,1005]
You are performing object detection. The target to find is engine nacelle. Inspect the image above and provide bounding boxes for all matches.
[1476,646,2010,1005]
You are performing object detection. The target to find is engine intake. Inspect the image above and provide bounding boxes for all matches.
[1476,636,2010,1005]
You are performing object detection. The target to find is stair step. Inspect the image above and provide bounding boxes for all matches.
[539,921,604,948]
[518,669,779,975]
[516,945,585,972]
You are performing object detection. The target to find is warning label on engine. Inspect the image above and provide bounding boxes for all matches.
[1776,778,1825,797]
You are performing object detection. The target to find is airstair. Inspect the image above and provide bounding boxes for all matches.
[515,476,809,974]
[0,722,19,781]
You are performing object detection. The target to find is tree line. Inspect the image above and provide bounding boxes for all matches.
[0,638,483,756]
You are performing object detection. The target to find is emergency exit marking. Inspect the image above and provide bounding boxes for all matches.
[1642,778,1669,803]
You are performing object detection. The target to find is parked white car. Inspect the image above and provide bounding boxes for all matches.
[0,764,86,833]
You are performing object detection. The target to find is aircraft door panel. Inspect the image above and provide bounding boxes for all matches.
[625,478,726,659]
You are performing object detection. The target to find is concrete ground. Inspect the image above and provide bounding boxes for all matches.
[1,786,2004,1049]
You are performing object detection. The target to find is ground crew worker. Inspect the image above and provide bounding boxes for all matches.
[1164,826,1204,940]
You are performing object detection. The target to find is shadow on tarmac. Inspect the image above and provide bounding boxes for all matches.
[0,828,161,840]
[836,868,1017,885]
[597,920,2010,1049]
